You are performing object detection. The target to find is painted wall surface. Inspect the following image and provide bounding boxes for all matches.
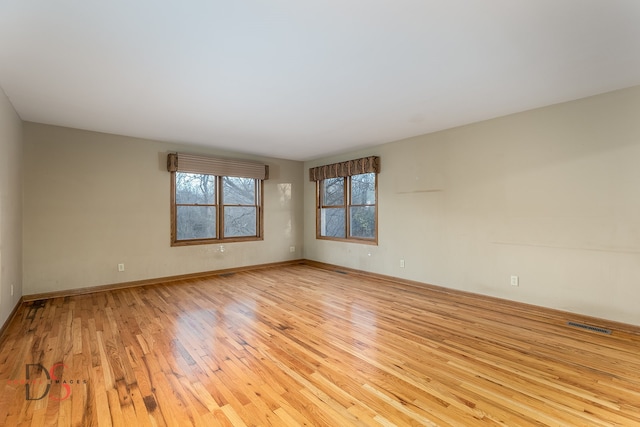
[304,86,640,326]
[0,86,23,326]
[23,123,303,294]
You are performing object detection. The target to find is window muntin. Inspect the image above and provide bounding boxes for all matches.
[317,172,377,243]
[172,172,262,245]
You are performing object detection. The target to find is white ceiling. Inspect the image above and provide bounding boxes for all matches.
[1,1,639,161]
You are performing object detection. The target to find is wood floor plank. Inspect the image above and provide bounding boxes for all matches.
[1,263,639,426]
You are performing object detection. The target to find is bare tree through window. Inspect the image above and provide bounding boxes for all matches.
[223,177,257,237]
[317,173,377,242]
[350,173,376,239]
[176,173,217,240]
[173,172,261,243]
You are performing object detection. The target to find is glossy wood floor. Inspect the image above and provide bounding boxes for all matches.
[1,263,639,426]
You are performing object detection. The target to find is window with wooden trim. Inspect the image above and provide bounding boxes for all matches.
[311,156,379,244]
[168,153,267,246]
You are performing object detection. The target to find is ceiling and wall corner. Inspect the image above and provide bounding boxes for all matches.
[1,1,639,161]
[304,86,640,326]
[2,2,640,326]
[22,123,304,295]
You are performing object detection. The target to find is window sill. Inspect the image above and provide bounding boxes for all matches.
[316,236,378,246]
[171,236,264,247]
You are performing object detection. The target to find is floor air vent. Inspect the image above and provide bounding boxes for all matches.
[567,321,611,335]
[218,273,235,278]
[334,270,348,275]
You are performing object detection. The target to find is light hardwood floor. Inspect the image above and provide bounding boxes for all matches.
[1,263,639,426]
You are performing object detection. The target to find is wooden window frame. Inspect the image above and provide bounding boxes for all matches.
[171,172,264,246]
[316,173,378,245]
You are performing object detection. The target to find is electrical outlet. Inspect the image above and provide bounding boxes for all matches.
[289,246,295,253]
[400,259,405,268]
[511,275,519,286]
[118,263,125,272]
[11,284,14,296]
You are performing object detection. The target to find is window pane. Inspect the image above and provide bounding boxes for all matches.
[350,206,375,238]
[351,173,376,205]
[223,177,256,205]
[177,206,216,239]
[176,173,216,204]
[224,206,257,237]
[322,178,345,206]
[320,208,346,237]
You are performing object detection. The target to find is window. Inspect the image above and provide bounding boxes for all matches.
[311,156,379,244]
[175,172,217,240]
[222,176,259,237]
[168,153,267,246]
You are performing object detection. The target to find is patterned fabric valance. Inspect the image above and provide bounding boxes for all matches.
[308,156,380,181]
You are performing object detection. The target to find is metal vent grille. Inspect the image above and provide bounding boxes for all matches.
[218,273,235,278]
[567,321,611,335]
[334,270,348,275]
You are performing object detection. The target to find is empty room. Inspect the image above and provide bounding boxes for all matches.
[1,1,640,426]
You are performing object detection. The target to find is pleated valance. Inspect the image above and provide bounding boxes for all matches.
[308,156,380,181]
[167,153,269,180]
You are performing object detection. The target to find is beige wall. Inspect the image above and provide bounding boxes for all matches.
[23,123,304,294]
[18,85,640,325]
[304,86,640,326]
[0,87,23,326]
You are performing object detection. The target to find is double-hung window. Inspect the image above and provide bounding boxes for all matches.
[168,153,268,246]
[311,156,380,244]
